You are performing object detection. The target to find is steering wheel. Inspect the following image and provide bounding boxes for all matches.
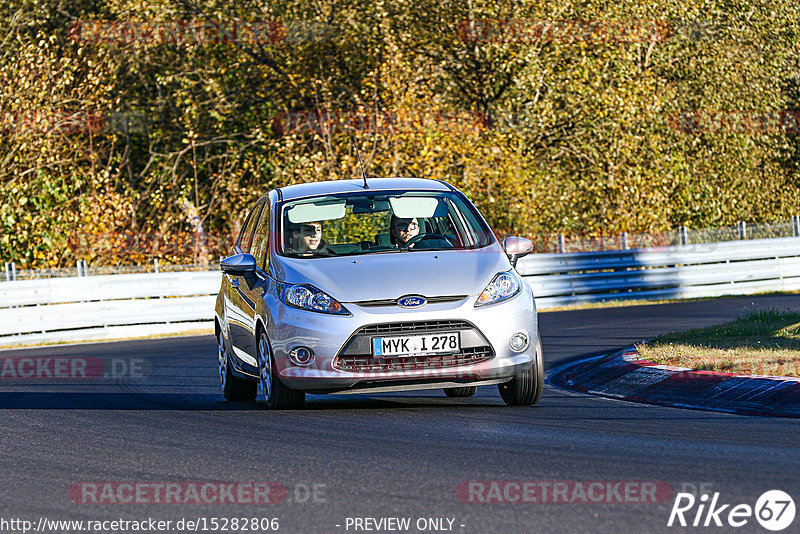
[401,233,456,250]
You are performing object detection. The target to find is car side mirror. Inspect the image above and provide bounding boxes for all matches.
[220,253,257,276]
[503,237,534,267]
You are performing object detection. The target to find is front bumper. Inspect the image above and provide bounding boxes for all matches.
[266,284,538,393]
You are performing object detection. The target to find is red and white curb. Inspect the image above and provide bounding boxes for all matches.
[549,346,800,417]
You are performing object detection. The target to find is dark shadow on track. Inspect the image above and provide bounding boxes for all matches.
[0,392,253,410]
[0,389,737,420]
[0,391,515,411]
[542,346,626,370]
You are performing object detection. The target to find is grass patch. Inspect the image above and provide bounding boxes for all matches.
[636,310,800,377]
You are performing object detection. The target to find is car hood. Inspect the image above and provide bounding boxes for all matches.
[271,245,511,302]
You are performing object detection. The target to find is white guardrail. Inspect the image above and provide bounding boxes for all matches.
[517,236,800,307]
[2,236,800,347]
[0,272,221,347]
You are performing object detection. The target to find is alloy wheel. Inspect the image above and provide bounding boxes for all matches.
[218,334,228,393]
[258,332,272,401]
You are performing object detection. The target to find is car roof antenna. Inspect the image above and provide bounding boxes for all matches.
[351,134,369,189]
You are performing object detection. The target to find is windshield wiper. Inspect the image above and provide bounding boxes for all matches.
[348,248,412,255]
[410,247,456,252]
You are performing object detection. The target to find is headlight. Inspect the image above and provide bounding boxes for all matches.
[278,283,350,315]
[475,270,521,307]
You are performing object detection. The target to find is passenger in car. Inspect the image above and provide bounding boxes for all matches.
[288,221,328,255]
[390,215,420,246]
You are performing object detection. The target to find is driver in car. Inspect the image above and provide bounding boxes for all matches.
[390,215,420,247]
[289,221,328,255]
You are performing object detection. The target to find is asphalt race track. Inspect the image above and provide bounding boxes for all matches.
[3,294,800,534]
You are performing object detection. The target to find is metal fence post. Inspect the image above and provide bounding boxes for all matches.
[793,215,800,237]
[737,221,747,240]
[154,259,159,273]
[557,234,565,253]
[619,232,629,250]
[4,262,15,281]
[76,260,87,277]
[679,226,689,246]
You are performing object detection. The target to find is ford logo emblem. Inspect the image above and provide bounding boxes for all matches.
[397,295,427,308]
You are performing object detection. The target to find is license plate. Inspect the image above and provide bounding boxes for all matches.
[372,333,460,358]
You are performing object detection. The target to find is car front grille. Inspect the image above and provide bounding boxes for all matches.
[355,320,473,336]
[333,320,494,373]
[333,345,493,373]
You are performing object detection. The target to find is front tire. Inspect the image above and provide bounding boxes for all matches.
[498,332,544,406]
[444,386,477,398]
[218,333,257,401]
[257,330,305,410]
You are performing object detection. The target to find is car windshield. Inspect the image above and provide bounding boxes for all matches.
[279,190,494,258]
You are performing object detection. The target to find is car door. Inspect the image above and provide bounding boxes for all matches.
[226,201,264,371]
[235,201,271,363]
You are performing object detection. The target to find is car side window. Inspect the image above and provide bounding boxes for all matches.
[237,202,264,253]
[251,203,270,271]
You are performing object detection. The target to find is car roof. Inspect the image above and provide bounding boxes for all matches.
[277,178,452,201]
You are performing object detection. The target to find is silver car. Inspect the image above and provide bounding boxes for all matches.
[214,178,542,409]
